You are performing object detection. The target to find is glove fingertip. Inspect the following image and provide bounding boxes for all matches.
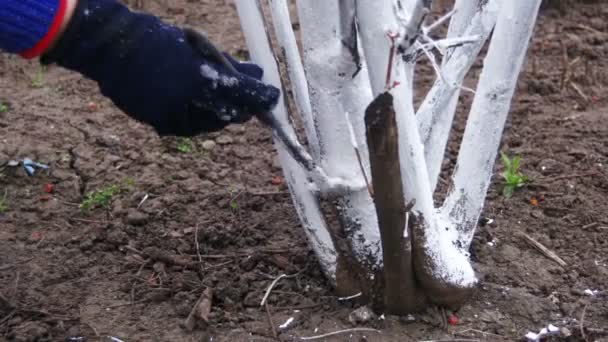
[222,52,264,80]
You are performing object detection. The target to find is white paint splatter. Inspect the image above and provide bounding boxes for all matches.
[220,76,239,87]
[200,65,219,80]
[584,289,598,297]
[525,324,561,341]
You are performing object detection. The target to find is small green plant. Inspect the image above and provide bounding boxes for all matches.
[30,66,46,88]
[80,178,134,213]
[500,152,528,198]
[80,185,119,212]
[229,199,239,211]
[0,196,8,214]
[0,103,8,113]
[176,138,194,153]
[228,188,241,211]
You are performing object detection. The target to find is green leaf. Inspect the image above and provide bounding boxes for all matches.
[512,155,521,172]
[503,185,514,198]
[500,152,511,170]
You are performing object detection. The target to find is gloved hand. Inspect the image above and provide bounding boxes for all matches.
[41,0,280,136]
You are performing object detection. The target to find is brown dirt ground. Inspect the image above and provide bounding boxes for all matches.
[1,1,607,341]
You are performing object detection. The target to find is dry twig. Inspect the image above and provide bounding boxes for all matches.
[184,288,213,332]
[419,339,481,342]
[299,328,381,340]
[521,233,567,267]
[194,225,204,272]
[455,328,506,339]
[260,273,297,307]
[580,303,589,342]
[265,303,278,340]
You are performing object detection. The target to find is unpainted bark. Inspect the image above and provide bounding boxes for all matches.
[365,92,426,314]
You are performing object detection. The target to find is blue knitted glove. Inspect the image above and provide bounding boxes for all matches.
[41,0,280,136]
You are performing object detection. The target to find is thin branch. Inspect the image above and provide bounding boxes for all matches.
[337,292,362,301]
[424,8,457,34]
[521,233,568,268]
[260,273,297,307]
[580,303,588,341]
[418,339,481,342]
[385,31,400,90]
[345,111,373,197]
[265,303,278,340]
[299,328,380,341]
[194,225,204,272]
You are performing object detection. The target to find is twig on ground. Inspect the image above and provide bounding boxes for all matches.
[70,217,114,225]
[582,222,599,230]
[455,328,506,339]
[203,260,233,271]
[521,233,568,267]
[563,24,604,35]
[274,303,322,311]
[536,171,600,183]
[580,303,589,342]
[418,340,481,342]
[265,303,278,340]
[137,193,149,209]
[337,292,362,301]
[299,328,380,340]
[194,225,204,272]
[260,273,297,307]
[248,190,289,196]
[106,299,149,309]
[196,247,304,260]
[184,288,213,332]
[570,82,589,102]
[83,322,100,337]
[123,245,145,255]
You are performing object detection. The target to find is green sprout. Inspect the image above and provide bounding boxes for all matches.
[229,201,238,211]
[176,138,194,153]
[0,193,8,214]
[80,185,119,212]
[500,152,528,198]
[30,66,46,88]
[80,179,134,213]
[228,188,241,211]
[0,103,8,113]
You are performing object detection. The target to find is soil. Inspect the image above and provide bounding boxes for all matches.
[1,1,607,341]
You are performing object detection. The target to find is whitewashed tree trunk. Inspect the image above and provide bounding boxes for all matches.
[235,0,542,313]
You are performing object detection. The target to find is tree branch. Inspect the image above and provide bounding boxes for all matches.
[417,0,500,192]
[235,0,338,280]
[442,0,543,248]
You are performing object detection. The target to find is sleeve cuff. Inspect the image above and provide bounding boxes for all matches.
[19,0,68,59]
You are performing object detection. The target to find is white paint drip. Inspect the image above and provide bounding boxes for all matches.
[525,324,560,341]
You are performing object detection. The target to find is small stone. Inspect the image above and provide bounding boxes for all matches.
[216,135,234,145]
[348,306,376,324]
[202,140,216,151]
[174,170,190,180]
[206,172,219,181]
[126,209,149,226]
